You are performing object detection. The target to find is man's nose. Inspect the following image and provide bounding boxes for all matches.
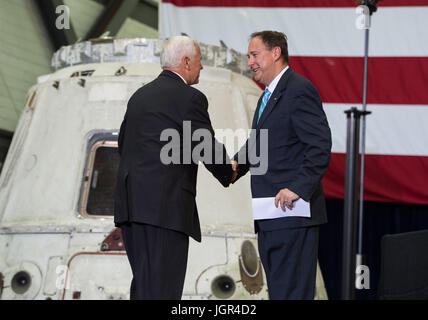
[247,57,253,68]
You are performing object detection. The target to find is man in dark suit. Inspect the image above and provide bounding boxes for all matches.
[232,31,332,299]
[114,36,236,300]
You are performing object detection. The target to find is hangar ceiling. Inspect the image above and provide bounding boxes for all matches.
[0,0,159,172]
[0,0,159,134]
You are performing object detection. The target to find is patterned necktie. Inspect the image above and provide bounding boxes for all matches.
[258,88,271,122]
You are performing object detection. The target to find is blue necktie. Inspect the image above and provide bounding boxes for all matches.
[258,88,271,122]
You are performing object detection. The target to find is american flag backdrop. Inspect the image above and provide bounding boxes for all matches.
[160,0,428,205]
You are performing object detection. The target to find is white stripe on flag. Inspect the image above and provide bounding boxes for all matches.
[324,103,428,156]
[160,4,428,57]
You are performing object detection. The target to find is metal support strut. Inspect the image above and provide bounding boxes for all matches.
[342,107,371,300]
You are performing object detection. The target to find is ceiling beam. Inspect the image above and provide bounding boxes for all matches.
[85,0,139,40]
[34,0,77,50]
[130,0,159,30]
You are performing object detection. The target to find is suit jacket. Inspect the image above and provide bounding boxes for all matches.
[114,70,234,242]
[234,68,332,231]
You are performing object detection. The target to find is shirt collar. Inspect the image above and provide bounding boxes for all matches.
[170,71,187,84]
[267,65,289,94]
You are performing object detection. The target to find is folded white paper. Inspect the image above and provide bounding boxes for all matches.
[252,197,311,220]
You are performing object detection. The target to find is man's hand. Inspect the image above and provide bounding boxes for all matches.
[231,160,238,182]
[274,188,300,211]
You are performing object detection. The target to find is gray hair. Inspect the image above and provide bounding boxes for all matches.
[160,36,197,68]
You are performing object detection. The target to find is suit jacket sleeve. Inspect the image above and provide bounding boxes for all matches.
[231,139,251,183]
[184,90,234,187]
[287,89,332,201]
[118,113,126,156]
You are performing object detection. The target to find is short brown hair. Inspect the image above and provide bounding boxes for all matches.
[250,31,289,63]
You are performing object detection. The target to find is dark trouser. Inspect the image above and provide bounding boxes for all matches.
[120,222,189,300]
[257,225,319,300]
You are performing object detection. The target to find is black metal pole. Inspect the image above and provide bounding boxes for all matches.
[343,0,378,299]
[357,9,371,272]
[342,107,361,300]
[342,107,371,300]
[356,0,381,273]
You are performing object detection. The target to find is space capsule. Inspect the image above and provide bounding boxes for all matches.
[0,38,327,300]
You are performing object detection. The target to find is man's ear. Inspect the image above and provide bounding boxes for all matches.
[182,56,190,70]
[273,46,282,62]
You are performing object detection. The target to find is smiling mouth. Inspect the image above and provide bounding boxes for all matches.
[252,67,260,73]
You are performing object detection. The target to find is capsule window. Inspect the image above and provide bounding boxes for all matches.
[80,131,119,218]
[0,131,12,174]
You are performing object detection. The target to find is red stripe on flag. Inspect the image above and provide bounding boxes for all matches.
[323,153,428,205]
[162,0,428,8]
[290,57,428,105]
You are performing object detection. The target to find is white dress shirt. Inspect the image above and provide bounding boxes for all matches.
[266,65,289,99]
[170,70,187,84]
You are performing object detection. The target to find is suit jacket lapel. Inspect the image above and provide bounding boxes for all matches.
[256,68,293,129]
[251,95,263,129]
